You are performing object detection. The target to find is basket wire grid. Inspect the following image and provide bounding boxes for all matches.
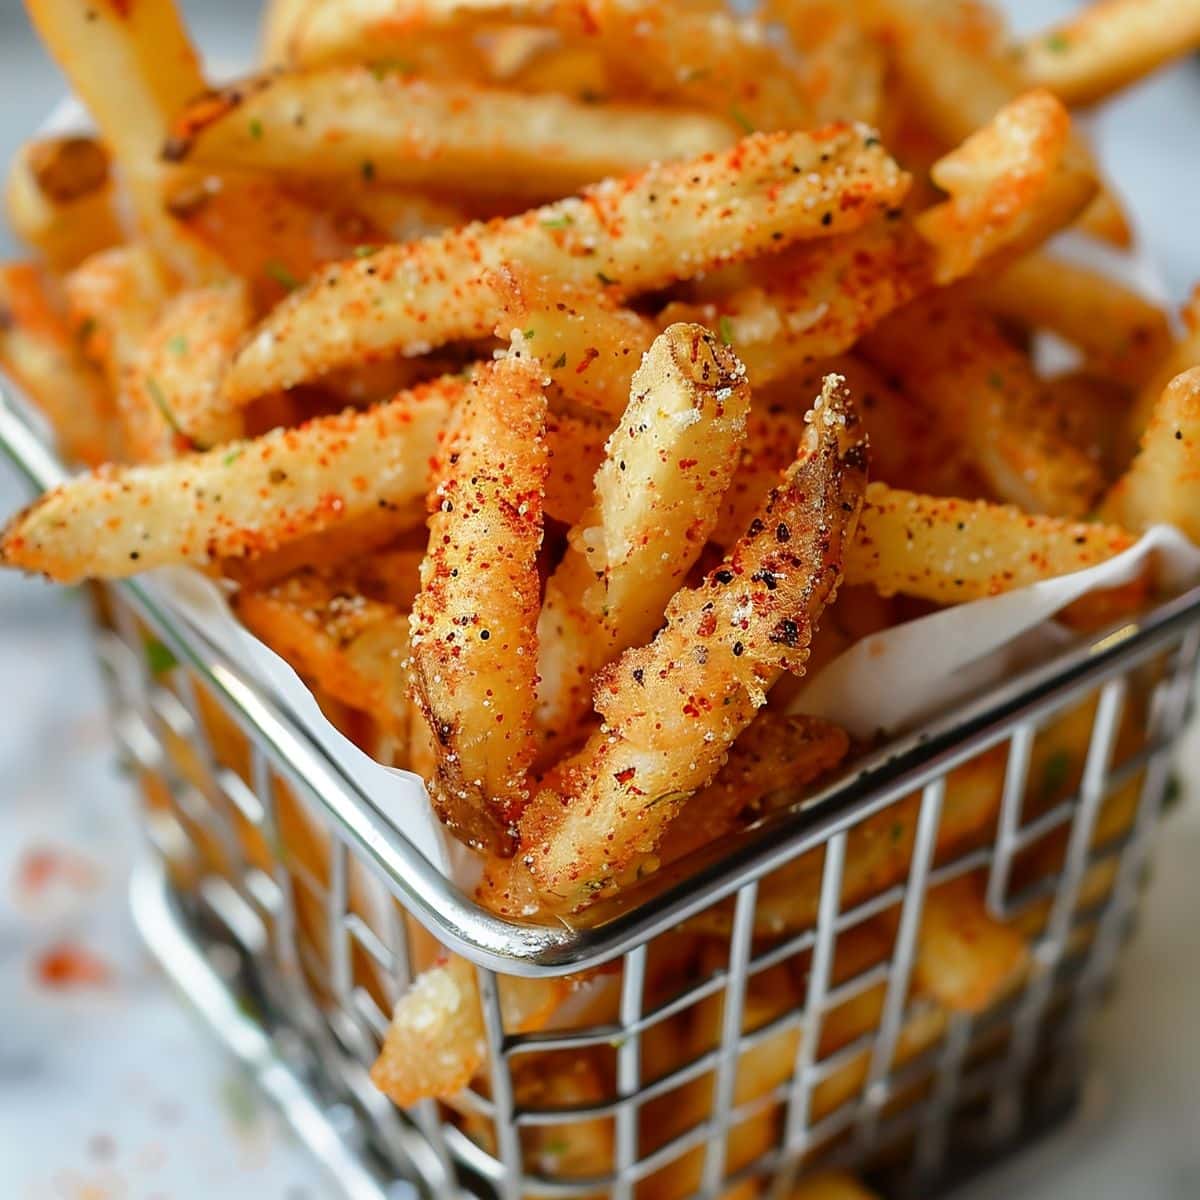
[2,383,1200,1200]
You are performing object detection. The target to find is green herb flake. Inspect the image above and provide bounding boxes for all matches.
[167,334,189,356]
[552,352,568,369]
[370,58,416,79]
[143,636,178,676]
[223,448,244,467]
[729,105,755,134]
[248,117,264,140]
[718,315,736,346]
[146,377,182,434]
[540,213,573,230]
[361,159,377,182]
[596,270,617,286]
[522,327,536,340]
[1040,749,1073,801]
[987,369,1005,390]
[76,316,97,344]
[1044,32,1071,53]
[1163,773,1184,811]
[265,260,300,291]
[890,821,905,843]
[353,244,380,258]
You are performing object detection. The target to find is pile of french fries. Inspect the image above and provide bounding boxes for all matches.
[4,0,1200,1192]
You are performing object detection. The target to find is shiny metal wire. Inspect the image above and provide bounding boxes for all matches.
[3,383,1199,1198]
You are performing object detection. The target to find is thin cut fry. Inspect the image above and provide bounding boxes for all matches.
[167,69,736,198]
[1101,368,1200,544]
[0,376,458,583]
[4,136,123,272]
[124,281,252,462]
[1020,0,1200,108]
[235,570,413,735]
[221,128,909,403]
[535,325,750,742]
[0,262,115,466]
[408,357,548,854]
[519,375,867,908]
[846,482,1140,605]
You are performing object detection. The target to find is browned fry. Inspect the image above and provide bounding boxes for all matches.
[861,296,1105,517]
[494,266,655,418]
[660,712,850,865]
[408,357,548,854]
[0,376,459,583]
[221,127,909,404]
[0,262,115,467]
[845,482,1142,605]
[1126,286,1200,446]
[235,570,413,736]
[519,375,867,909]
[976,253,1171,387]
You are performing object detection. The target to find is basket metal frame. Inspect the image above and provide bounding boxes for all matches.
[4,380,1199,1198]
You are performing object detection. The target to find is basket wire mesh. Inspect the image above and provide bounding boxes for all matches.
[3,384,1199,1200]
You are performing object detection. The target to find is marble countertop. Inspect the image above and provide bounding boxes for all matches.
[1,2,1199,1197]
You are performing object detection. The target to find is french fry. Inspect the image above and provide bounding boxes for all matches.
[235,569,414,736]
[861,296,1105,516]
[369,952,567,1106]
[1019,0,1200,108]
[975,253,1171,387]
[167,69,737,198]
[1126,286,1200,446]
[660,712,850,865]
[519,375,867,909]
[535,325,751,742]
[543,409,607,528]
[1101,368,1200,544]
[0,376,458,583]
[408,357,548,854]
[0,262,115,468]
[846,482,1141,605]
[1042,370,1132,481]
[24,0,223,281]
[914,875,1028,1013]
[221,128,909,403]
[496,267,655,418]
[123,281,252,462]
[4,136,123,272]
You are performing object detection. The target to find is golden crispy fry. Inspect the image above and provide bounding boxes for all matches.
[515,1054,615,1182]
[660,712,850,865]
[369,952,567,1106]
[862,296,1104,516]
[520,375,867,909]
[1019,0,1200,108]
[1101,368,1200,543]
[0,376,457,583]
[1042,370,1132,481]
[168,69,736,198]
[4,136,123,272]
[913,89,1094,285]
[846,482,1141,605]
[1127,286,1200,446]
[496,267,655,418]
[24,0,222,281]
[123,281,252,462]
[915,875,1028,1013]
[408,357,548,854]
[543,409,607,528]
[976,253,1171,387]
[221,128,909,403]
[535,325,750,742]
[235,570,413,735]
[0,262,115,467]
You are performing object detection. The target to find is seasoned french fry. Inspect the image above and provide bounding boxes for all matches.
[370,953,567,1106]
[915,875,1028,1013]
[861,296,1105,516]
[660,712,850,865]
[408,357,548,854]
[975,253,1171,387]
[235,570,413,735]
[543,409,607,528]
[4,136,123,272]
[519,375,867,908]
[24,0,223,281]
[1127,286,1200,445]
[1101,368,1200,543]
[0,262,115,466]
[535,325,750,742]
[221,128,909,403]
[0,376,458,583]
[123,281,252,462]
[496,267,655,418]
[846,482,1141,605]
[168,69,736,198]
[1020,0,1200,108]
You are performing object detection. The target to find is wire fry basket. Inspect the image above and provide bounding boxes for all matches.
[3,383,1199,1200]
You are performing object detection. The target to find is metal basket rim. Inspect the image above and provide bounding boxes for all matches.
[3,381,1199,977]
